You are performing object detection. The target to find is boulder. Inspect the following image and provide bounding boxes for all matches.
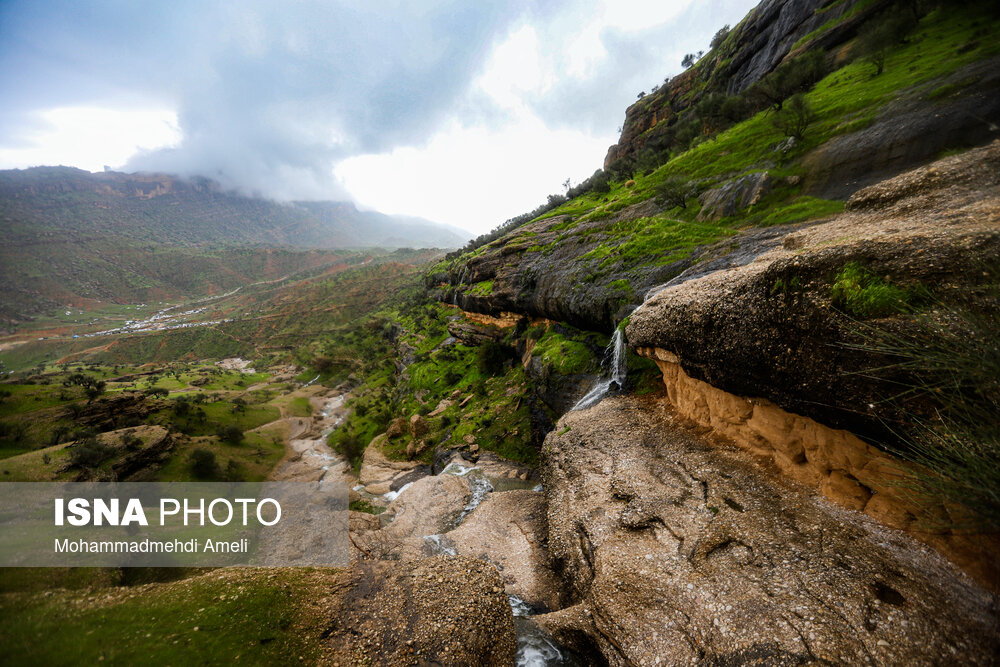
[536,396,999,665]
[410,414,429,439]
[386,417,407,438]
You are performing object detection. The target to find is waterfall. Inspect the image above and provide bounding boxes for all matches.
[572,267,700,411]
[452,266,468,306]
[571,327,627,411]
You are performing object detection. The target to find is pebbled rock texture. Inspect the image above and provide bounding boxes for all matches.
[319,557,516,666]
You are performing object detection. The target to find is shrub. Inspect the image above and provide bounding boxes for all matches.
[772,93,814,140]
[215,424,245,446]
[831,262,915,318]
[190,448,221,479]
[69,437,112,468]
[477,341,512,376]
[849,286,1000,532]
[711,25,731,49]
[854,8,918,76]
[655,175,696,209]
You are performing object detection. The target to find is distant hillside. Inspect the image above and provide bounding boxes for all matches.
[0,167,467,249]
[0,167,466,325]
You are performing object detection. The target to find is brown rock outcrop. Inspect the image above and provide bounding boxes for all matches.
[627,141,1000,444]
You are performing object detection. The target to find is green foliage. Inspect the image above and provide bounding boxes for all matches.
[771,93,814,140]
[476,341,513,376]
[854,6,919,76]
[654,175,696,209]
[748,51,828,111]
[831,262,917,318]
[848,285,1000,532]
[0,570,327,664]
[189,448,221,479]
[215,424,245,446]
[710,24,730,49]
[67,437,112,469]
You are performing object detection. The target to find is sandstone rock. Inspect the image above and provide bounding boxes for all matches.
[537,396,998,665]
[410,414,429,439]
[320,557,515,666]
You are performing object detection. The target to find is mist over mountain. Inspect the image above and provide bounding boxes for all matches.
[0,166,467,323]
[0,166,467,249]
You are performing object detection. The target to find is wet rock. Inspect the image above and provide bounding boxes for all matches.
[359,434,423,499]
[369,474,470,558]
[448,490,561,611]
[697,171,773,221]
[537,396,999,665]
[319,557,515,666]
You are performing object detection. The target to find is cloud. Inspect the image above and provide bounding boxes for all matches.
[0,0,762,231]
[0,0,536,197]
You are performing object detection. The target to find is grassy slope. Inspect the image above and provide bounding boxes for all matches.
[438,7,999,290]
[0,568,334,666]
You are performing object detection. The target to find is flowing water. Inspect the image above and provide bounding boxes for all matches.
[509,594,579,666]
[571,328,627,410]
[441,461,494,526]
[572,265,709,411]
[452,266,469,305]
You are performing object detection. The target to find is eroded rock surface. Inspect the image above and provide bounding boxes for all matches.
[448,489,561,611]
[537,395,999,665]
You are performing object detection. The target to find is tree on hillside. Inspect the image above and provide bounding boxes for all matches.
[711,25,731,50]
[655,175,697,210]
[682,53,696,69]
[772,93,815,140]
[749,51,828,111]
[854,9,918,76]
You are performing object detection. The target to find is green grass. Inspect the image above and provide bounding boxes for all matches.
[531,329,603,376]
[0,568,332,666]
[831,262,924,318]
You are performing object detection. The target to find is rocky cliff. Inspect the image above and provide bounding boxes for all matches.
[537,395,999,665]
[626,141,1000,445]
[603,0,892,170]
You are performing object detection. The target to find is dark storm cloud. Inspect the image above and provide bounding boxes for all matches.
[0,0,537,197]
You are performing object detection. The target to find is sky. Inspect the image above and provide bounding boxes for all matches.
[0,0,759,236]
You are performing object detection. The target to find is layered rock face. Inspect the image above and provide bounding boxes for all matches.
[627,141,1000,443]
[537,396,999,665]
